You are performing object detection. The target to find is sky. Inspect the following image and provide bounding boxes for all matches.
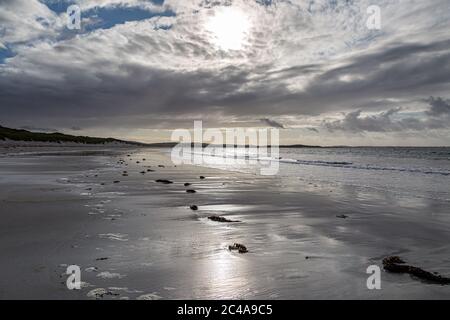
[0,0,450,146]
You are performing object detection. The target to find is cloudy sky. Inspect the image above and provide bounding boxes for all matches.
[1,0,450,145]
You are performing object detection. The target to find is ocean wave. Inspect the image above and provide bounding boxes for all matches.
[179,150,450,176]
[286,159,450,176]
[291,159,354,166]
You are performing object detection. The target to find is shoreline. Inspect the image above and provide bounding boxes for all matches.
[0,146,449,299]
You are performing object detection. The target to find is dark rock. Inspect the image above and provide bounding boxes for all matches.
[228,243,248,254]
[190,205,198,211]
[208,216,240,223]
[122,173,128,176]
[199,176,205,179]
[91,290,120,299]
[383,256,405,265]
[184,183,191,187]
[95,257,109,261]
[147,169,154,172]
[113,180,120,184]
[140,171,146,174]
[158,165,165,168]
[383,256,450,285]
[155,179,173,184]
[336,214,348,219]
[186,189,196,193]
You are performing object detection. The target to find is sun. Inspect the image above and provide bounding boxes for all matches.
[205,7,251,51]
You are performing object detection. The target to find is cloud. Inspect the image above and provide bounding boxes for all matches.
[325,108,402,133]
[260,118,285,128]
[324,97,450,133]
[0,0,63,45]
[426,96,450,116]
[42,0,167,12]
[19,126,58,133]
[306,127,319,133]
[0,0,450,145]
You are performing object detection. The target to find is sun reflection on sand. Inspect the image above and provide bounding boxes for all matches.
[199,248,252,299]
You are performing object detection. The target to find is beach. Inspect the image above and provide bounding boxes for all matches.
[0,146,449,299]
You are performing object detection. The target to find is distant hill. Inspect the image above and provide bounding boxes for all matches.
[0,125,324,148]
[279,144,322,148]
[0,125,143,145]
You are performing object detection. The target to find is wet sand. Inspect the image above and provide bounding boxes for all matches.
[0,147,449,299]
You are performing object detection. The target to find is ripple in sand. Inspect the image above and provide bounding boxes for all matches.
[80,281,93,288]
[108,287,143,294]
[97,271,125,279]
[140,262,154,267]
[107,214,122,218]
[137,292,162,300]
[164,287,176,291]
[87,288,119,299]
[97,192,126,196]
[99,233,129,241]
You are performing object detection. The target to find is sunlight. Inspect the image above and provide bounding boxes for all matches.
[205,7,251,51]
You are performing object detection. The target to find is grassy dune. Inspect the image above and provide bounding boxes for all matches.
[0,125,141,145]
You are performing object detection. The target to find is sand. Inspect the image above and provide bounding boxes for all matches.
[0,146,449,299]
